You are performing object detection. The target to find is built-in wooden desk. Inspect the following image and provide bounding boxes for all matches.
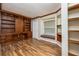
[0,33,18,43]
[0,31,32,43]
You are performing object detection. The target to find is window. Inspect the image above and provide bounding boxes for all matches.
[44,19,55,35]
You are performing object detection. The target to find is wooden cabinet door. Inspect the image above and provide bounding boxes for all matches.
[57,33,61,42]
[15,17,23,33]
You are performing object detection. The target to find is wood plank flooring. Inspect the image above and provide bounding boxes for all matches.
[0,39,61,56]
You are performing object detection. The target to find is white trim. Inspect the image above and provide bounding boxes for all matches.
[42,18,55,22]
[61,3,68,56]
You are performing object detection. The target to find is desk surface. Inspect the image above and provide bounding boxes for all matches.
[0,31,32,35]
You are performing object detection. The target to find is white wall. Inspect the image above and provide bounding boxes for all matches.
[32,18,44,39]
[32,19,39,39]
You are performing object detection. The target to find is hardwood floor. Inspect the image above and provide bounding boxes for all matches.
[0,39,61,56]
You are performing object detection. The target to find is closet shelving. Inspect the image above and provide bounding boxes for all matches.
[68,4,79,56]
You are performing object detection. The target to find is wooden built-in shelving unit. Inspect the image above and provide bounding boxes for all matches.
[68,30,79,32]
[68,3,79,56]
[1,12,15,33]
[69,40,79,45]
[0,3,32,43]
[68,17,79,21]
[23,18,31,32]
[68,4,79,11]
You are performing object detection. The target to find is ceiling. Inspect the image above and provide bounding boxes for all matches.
[2,3,61,18]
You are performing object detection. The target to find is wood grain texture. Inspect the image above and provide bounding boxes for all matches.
[15,17,24,33]
[0,39,61,56]
[68,53,77,56]
[68,4,79,11]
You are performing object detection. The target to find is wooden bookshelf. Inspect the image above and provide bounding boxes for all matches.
[69,52,77,56]
[23,18,31,32]
[1,19,15,22]
[68,4,79,11]
[69,40,79,45]
[0,3,32,43]
[68,4,79,56]
[69,41,79,56]
[68,30,79,32]
[0,12,15,33]
[1,23,15,25]
[68,17,79,21]
[69,25,79,26]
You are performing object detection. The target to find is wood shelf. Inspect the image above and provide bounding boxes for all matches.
[23,19,31,32]
[68,4,79,11]
[69,42,79,56]
[69,40,79,45]
[68,30,79,32]
[69,25,79,26]
[69,52,77,56]
[68,4,79,56]
[69,52,78,56]
[1,27,15,29]
[1,23,15,25]
[68,17,79,21]
[1,19,15,22]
